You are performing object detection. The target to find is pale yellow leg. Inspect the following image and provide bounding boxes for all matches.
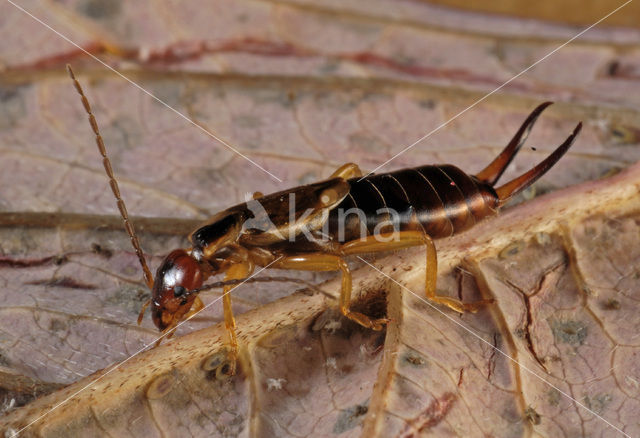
[273,254,388,330]
[222,262,253,375]
[330,163,363,179]
[342,230,489,313]
[137,298,151,325]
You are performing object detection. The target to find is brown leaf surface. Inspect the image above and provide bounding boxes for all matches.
[1,1,640,437]
[2,159,639,438]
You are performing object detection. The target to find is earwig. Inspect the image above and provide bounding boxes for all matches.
[68,66,581,375]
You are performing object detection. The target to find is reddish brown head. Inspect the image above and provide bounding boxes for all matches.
[68,66,208,333]
[151,249,204,331]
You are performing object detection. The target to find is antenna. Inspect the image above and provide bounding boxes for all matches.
[67,65,154,289]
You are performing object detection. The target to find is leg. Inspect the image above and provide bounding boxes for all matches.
[273,254,388,330]
[137,298,151,325]
[330,163,362,179]
[342,230,488,313]
[222,261,253,375]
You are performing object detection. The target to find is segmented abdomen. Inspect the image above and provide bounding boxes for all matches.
[328,165,498,242]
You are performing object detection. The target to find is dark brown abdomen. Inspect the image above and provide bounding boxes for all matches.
[328,165,499,242]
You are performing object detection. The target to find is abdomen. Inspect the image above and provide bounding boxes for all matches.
[327,165,499,242]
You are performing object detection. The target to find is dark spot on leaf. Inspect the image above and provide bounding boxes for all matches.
[403,351,427,367]
[0,87,19,102]
[107,117,145,151]
[202,352,226,371]
[49,319,67,333]
[550,319,587,346]
[194,412,209,428]
[599,166,624,180]
[333,400,369,434]
[106,287,148,314]
[203,351,235,381]
[146,373,174,400]
[77,0,121,19]
[91,243,113,258]
[0,85,27,130]
[582,393,612,415]
[234,114,262,130]
[392,53,417,66]
[584,226,597,236]
[218,363,232,377]
[547,389,561,406]
[610,124,640,145]
[0,352,10,367]
[53,255,68,265]
[418,99,435,109]
[499,241,524,259]
[318,61,340,74]
[524,406,541,425]
[601,298,620,310]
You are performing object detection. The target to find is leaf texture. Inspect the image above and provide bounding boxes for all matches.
[1,1,640,437]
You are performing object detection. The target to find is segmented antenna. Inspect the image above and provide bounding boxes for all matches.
[67,65,154,290]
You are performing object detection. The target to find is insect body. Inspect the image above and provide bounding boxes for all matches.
[68,66,581,375]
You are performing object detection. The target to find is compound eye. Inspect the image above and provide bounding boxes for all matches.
[174,285,187,297]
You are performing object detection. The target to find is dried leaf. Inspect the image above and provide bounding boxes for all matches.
[1,1,640,437]
[2,156,639,438]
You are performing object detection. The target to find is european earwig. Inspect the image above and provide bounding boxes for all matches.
[68,66,581,375]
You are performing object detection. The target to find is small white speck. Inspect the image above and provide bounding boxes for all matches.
[625,375,640,389]
[266,378,286,391]
[324,320,341,333]
[326,357,337,369]
[138,47,151,62]
[2,398,15,411]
